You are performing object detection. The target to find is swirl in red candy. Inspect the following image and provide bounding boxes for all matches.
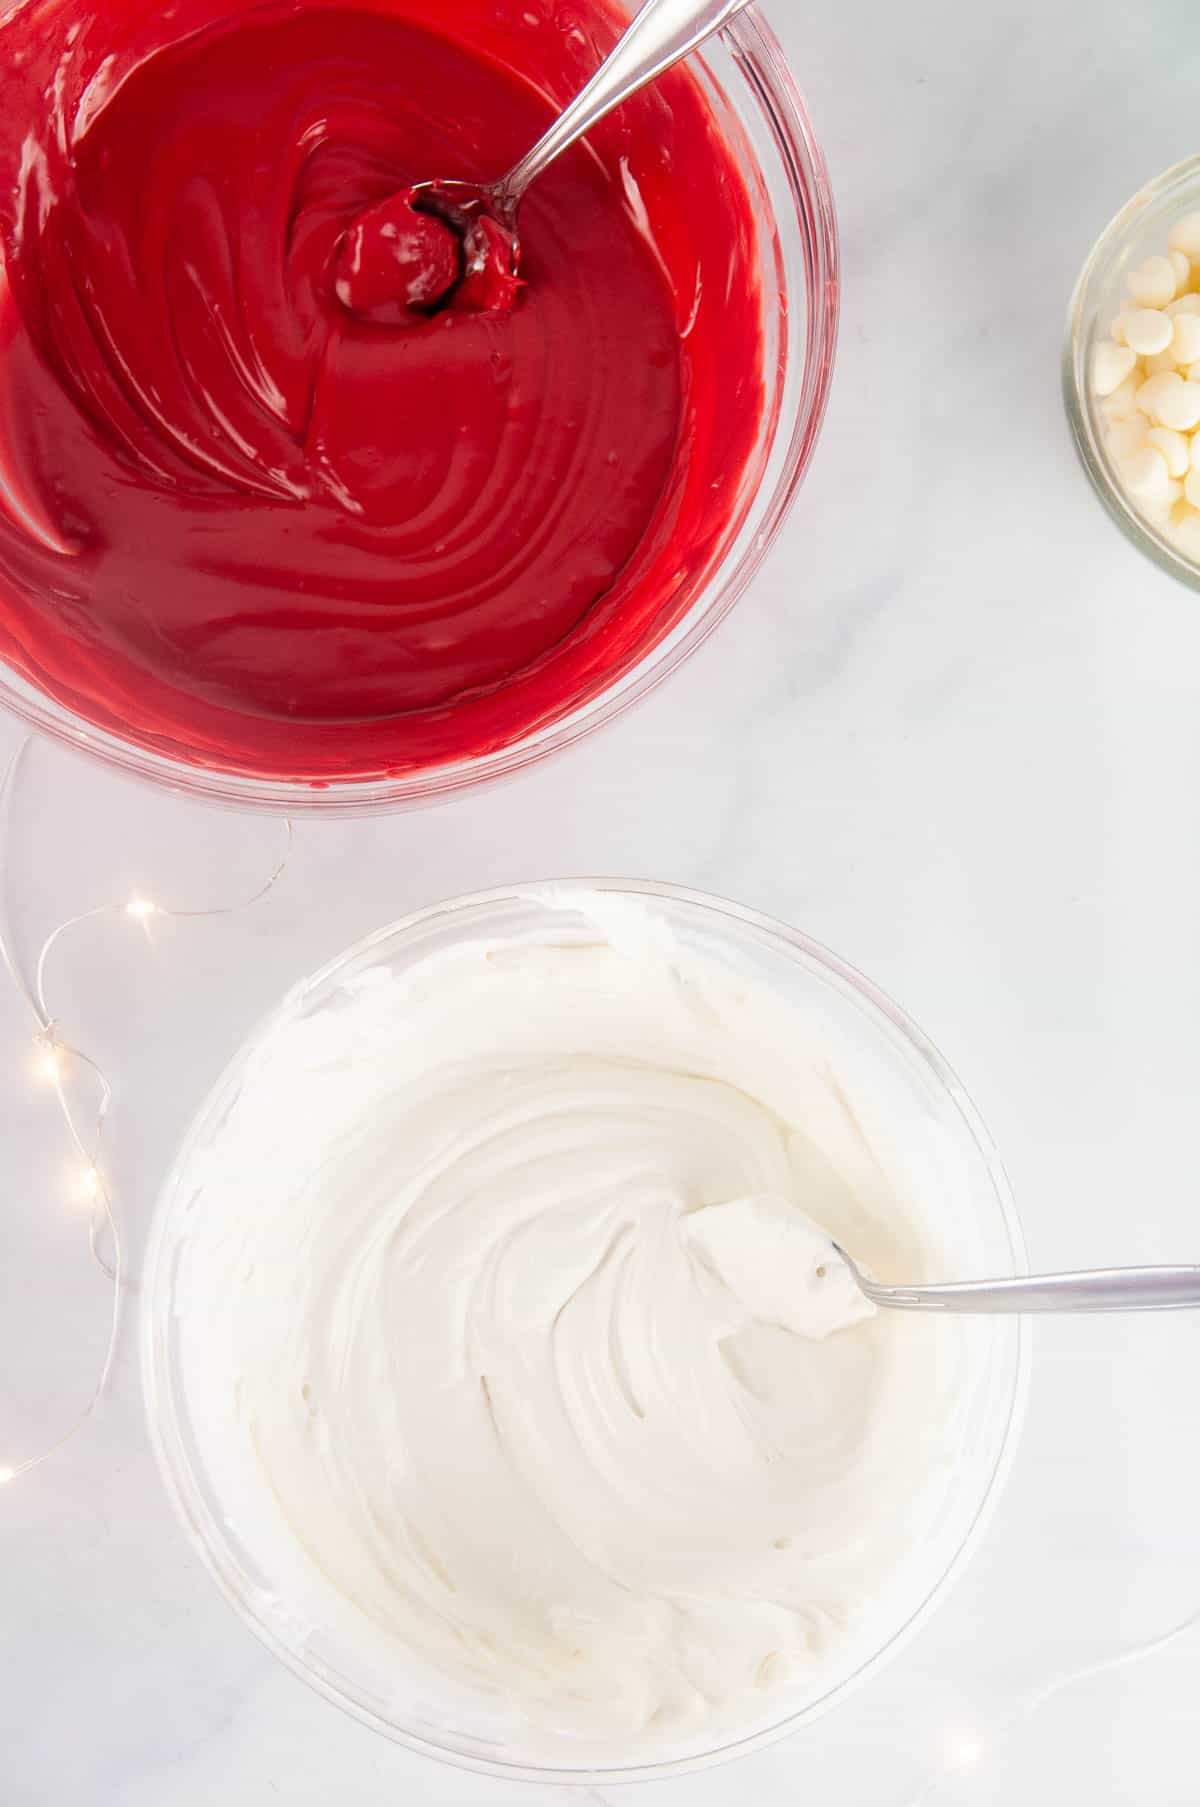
[0,0,763,782]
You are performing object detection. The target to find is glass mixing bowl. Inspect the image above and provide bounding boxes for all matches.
[143,881,1028,1783]
[0,6,837,814]
[1065,153,1200,588]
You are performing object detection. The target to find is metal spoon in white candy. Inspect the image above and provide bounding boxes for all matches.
[685,1193,1200,1324]
[834,1244,1200,1315]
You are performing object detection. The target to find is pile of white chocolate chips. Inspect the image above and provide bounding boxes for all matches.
[1091,211,1200,558]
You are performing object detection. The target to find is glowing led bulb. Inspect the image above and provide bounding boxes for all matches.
[946,1736,985,1770]
[0,739,292,1487]
[74,1163,102,1204]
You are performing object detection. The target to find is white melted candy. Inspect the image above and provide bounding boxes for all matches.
[175,904,970,1749]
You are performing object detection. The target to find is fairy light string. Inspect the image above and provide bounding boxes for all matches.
[904,1603,1200,1804]
[0,734,292,1483]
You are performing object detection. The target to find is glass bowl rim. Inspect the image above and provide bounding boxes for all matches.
[1063,150,1200,591]
[142,876,1031,1785]
[0,4,838,815]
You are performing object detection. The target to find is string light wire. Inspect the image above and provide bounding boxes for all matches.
[904,1604,1200,1804]
[0,734,292,1482]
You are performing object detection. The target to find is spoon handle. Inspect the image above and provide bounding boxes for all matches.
[499,0,757,207]
[858,1265,1200,1314]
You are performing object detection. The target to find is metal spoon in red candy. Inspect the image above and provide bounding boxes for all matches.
[335,0,756,319]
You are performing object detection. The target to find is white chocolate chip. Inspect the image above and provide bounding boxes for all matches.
[1127,255,1178,308]
[1173,507,1200,556]
[1170,312,1200,364]
[1135,371,1182,420]
[1167,211,1200,259]
[1103,373,1144,419]
[1124,307,1173,355]
[1106,416,1150,462]
[1092,339,1137,395]
[1190,433,1200,474]
[1165,293,1200,316]
[1136,371,1200,430]
[1143,475,1185,525]
[1170,384,1200,431]
[1169,249,1192,287]
[1146,425,1190,477]
[1185,468,1200,509]
[1124,445,1171,501]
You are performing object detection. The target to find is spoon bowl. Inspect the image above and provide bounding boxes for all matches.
[411,177,518,235]
[409,179,523,310]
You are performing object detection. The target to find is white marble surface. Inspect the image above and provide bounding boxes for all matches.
[4,0,1200,1800]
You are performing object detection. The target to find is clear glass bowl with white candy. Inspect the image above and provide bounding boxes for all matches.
[1066,153,1200,584]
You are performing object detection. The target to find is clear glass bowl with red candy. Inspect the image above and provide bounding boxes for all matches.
[0,1,837,812]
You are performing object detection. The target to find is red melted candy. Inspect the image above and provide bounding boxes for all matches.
[0,0,764,783]
[335,191,466,318]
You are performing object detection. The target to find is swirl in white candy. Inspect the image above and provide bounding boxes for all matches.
[172,903,971,1750]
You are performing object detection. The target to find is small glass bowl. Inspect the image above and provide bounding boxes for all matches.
[1065,152,1200,588]
[0,7,838,814]
[143,881,1028,1784]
